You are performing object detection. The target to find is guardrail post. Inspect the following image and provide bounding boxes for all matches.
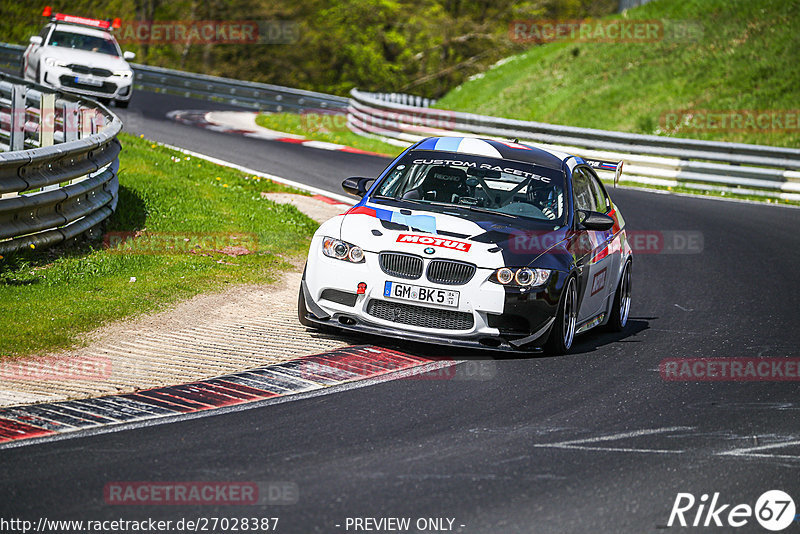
[63,101,79,142]
[80,107,93,138]
[9,84,25,151]
[39,92,55,148]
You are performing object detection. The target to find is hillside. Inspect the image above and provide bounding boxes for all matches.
[436,0,800,147]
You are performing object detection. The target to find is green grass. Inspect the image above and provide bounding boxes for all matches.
[436,0,800,148]
[0,133,318,358]
[255,112,403,156]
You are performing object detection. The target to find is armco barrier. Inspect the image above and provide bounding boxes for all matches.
[348,89,800,201]
[0,42,347,113]
[0,72,121,254]
[133,63,348,112]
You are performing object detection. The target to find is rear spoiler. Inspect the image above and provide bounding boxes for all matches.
[583,158,624,187]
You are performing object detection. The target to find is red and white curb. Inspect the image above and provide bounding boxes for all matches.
[167,110,391,157]
[0,346,450,448]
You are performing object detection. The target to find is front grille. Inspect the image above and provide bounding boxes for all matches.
[60,75,117,95]
[379,252,423,280]
[426,259,476,285]
[68,64,112,77]
[367,299,474,330]
[320,289,357,307]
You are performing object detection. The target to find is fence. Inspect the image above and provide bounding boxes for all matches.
[0,72,121,254]
[348,90,800,201]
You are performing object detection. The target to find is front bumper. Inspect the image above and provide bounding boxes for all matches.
[41,65,133,101]
[302,247,566,352]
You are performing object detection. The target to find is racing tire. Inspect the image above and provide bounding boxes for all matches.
[606,260,632,332]
[545,276,577,355]
[115,99,130,109]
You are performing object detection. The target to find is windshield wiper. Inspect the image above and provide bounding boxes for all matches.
[458,205,516,218]
[372,194,424,205]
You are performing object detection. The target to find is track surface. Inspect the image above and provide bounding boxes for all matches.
[2,92,799,533]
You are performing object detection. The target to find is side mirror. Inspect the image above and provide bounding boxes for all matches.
[29,36,43,46]
[578,210,614,231]
[123,51,136,60]
[342,177,373,197]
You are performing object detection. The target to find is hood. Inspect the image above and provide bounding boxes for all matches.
[339,199,572,269]
[41,46,130,70]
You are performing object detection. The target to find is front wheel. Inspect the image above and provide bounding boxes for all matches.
[115,99,130,109]
[545,276,577,355]
[606,260,632,332]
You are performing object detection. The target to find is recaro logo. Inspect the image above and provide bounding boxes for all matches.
[396,234,471,252]
[667,490,796,530]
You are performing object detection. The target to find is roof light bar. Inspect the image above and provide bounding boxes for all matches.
[44,8,116,31]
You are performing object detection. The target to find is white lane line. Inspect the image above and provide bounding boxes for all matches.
[539,445,684,454]
[157,142,357,205]
[532,426,694,455]
[718,439,800,459]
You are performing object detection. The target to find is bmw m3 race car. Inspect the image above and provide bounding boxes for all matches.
[299,137,632,354]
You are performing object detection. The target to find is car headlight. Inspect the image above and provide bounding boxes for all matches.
[322,237,365,263]
[44,57,67,68]
[113,70,133,78]
[492,267,551,288]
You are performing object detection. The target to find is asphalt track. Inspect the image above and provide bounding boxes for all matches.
[2,91,799,533]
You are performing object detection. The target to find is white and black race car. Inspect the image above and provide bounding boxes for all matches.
[299,137,632,354]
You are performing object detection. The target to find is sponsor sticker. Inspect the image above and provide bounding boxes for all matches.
[396,233,471,252]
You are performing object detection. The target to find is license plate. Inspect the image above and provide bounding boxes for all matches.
[384,281,460,308]
[75,76,103,87]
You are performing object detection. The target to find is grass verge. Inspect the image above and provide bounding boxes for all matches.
[255,112,402,157]
[436,0,800,147]
[0,133,318,358]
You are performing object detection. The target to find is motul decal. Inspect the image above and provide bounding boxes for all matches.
[396,234,471,252]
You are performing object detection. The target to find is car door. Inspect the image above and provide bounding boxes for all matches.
[570,166,615,322]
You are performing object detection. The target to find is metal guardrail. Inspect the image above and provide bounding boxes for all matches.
[349,89,800,201]
[0,42,347,113]
[0,72,121,254]
[133,63,348,112]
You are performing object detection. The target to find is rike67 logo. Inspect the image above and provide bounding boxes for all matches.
[668,490,796,531]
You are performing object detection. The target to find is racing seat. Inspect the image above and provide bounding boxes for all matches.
[403,166,469,203]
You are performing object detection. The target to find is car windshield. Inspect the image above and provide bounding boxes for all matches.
[48,30,119,56]
[375,150,566,223]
